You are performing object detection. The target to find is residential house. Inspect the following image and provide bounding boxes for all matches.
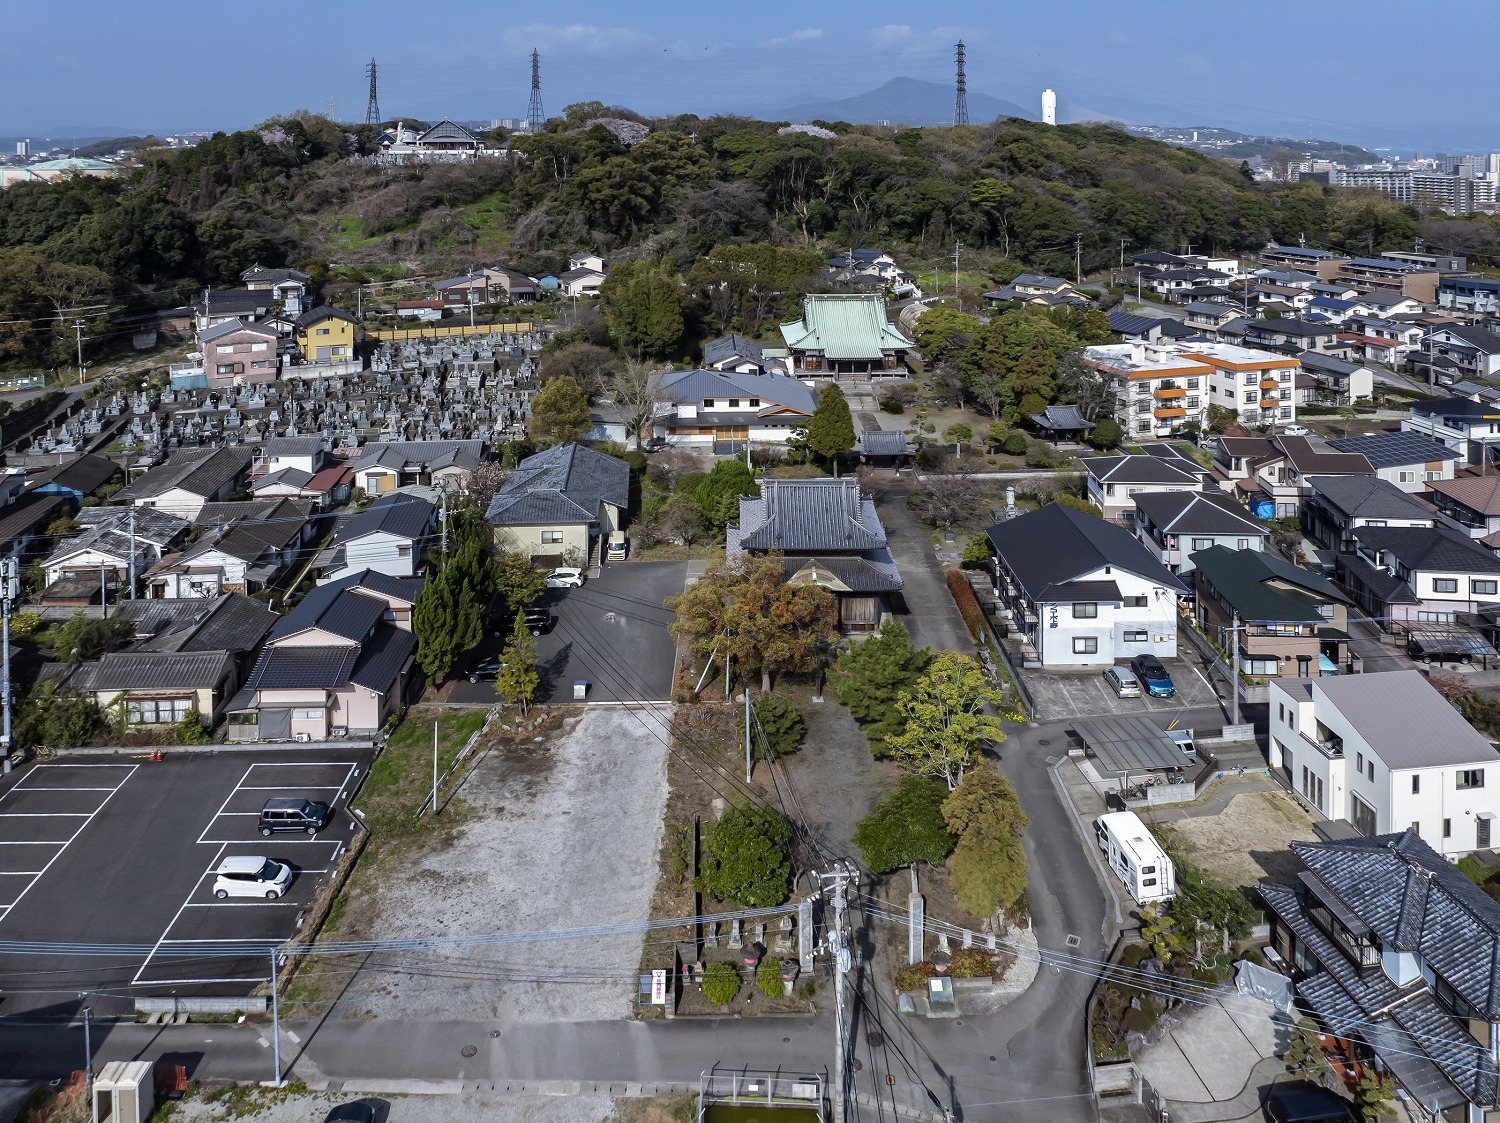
[1213,436,1373,520]
[1357,291,1425,318]
[1190,545,1351,679]
[193,289,272,332]
[395,299,446,321]
[1335,315,1424,368]
[1307,282,1362,301]
[982,274,1087,308]
[1084,339,1299,439]
[1305,297,1372,324]
[1301,475,1440,555]
[117,447,253,519]
[1105,309,1191,344]
[557,267,606,298]
[654,368,816,452]
[433,272,490,308]
[702,334,790,375]
[1182,301,1243,332]
[194,319,280,388]
[1132,490,1269,575]
[1268,672,1500,855]
[1255,269,1321,289]
[293,306,359,365]
[1341,524,1500,627]
[484,442,629,567]
[1325,432,1459,493]
[727,477,902,633]
[1439,275,1500,316]
[484,266,539,303]
[1132,251,1242,277]
[240,265,311,315]
[316,494,436,584]
[0,466,70,562]
[780,293,914,377]
[1410,325,1500,385]
[25,454,122,506]
[42,593,278,730]
[1263,830,1500,1123]
[1402,396,1500,467]
[568,252,607,275]
[1423,477,1500,544]
[1294,352,1374,405]
[228,571,420,740]
[1250,284,1315,313]
[1258,245,1349,279]
[1080,451,1207,523]
[1240,318,1341,355]
[250,464,352,510]
[144,498,313,598]
[1334,256,1440,303]
[42,507,190,590]
[257,436,326,478]
[984,502,1187,667]
[351,439,483,496]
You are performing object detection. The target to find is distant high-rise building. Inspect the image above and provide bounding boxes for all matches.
[1041,89,1057,126]
[15,140,28,157]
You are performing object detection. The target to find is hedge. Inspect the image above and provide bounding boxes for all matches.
[946,570,986,642]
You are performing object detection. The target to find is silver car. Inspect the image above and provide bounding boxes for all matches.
[1104,666,1143,698]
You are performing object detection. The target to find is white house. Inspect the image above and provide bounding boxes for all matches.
[1403,395,1500,467]
[654,368,817,451]
[116,447,253,520]
[1324,432,1460,493]
[1269,670,1500,856]
[985,503,1187,667]
[316,495,436,584]
[1340,523,1500,630]
[1079,451,1207,524]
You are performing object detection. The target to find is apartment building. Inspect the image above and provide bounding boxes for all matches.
[1439,276,1500,316]
[1258,245,1349,279]
[1333,257,1440,304]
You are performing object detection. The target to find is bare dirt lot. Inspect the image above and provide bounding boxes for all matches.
[1156,790,1319,889]
[326,706,671,1023]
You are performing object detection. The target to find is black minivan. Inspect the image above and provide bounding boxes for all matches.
[258,797,331,837]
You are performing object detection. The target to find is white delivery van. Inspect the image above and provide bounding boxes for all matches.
[606,531,627,561]
[1094,811,1176,904]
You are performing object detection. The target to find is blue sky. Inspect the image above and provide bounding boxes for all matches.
[3,0,1497,152]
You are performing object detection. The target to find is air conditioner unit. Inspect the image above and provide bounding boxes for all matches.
[294,732,311,743]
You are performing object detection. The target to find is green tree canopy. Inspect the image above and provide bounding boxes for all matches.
[806,383,857,471]
[494,613,541,715]
[695,805,793,907]
[526,374,592,447]
[854,775,957,874]
[492,549,547,612]
[830,620,931,751]
[741,691,806,760]
[600,257,686,357]
[885,653,1006,790]
[695,458,760,532]
[55,612,133,664]
[942,768,1030,917]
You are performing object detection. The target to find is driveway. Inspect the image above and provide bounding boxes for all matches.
[448,560,685,705]
[1022,655,1223,722]
[876,482,974,653]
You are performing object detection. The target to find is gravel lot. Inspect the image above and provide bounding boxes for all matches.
[337,706,672,1023]
[173,1089,616,1123]
[1159,790,1319,889]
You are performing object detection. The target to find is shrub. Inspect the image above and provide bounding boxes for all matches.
[756,957,785,999]
[1118,943,1150,970]
[961,535,991,565]
[879,397,905,414]
[9,612,40,640]
[893,960,937,992]
[172,710,212,745]
[1024,440,1058,468]
[740,692,805,759]
[701,961,740,1006]
[853,775,956,873]
[1001,434,1027,456]
[945,570,986,641]
[948,948,997,979]
[695,805,793,907]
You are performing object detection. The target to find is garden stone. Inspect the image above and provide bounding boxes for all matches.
[752,923,765,948]
[775,915,794,953]
[728,918,743,949]
[706,921,719,948]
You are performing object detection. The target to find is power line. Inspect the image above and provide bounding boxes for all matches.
[364,59,382,127]
[952,41,969,128]
[526,49,545,134]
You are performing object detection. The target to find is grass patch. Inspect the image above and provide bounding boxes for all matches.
[350,707,489,855]
[1174,441,1214,469]
[328,215,388,249]
[1458,855,1500,889]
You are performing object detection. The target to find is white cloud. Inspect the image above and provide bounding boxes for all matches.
[866,24,982,58]
[764,27,824,47]
[499,22,655,55]
[867,24,915,50]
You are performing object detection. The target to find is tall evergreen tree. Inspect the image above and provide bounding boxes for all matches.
[830,621,931,751]
[413,574,464,683]
[806,382,856,474]
[495,613,540,715]
[527,374,592,448]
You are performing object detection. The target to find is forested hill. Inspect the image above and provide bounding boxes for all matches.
[0,105,1496,370]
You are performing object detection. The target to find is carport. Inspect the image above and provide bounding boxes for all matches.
[1404,623,1496,668]
[1073,716,1188,782]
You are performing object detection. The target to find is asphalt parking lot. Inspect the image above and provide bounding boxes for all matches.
[0,748,370,1015]
[1022,654,1224,722]
[448,559,685,705]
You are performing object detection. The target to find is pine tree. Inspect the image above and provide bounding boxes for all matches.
[1009,334,1058,410]
[413,574,461,683]
[527,375,591,447]
[830,621,931,751]
[494,613,540,715]
[806,383,856,473]
[695,459,759,533]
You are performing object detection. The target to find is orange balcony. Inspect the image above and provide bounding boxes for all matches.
[1260,377,1281,390]
[1154,406,1187,419]
[1154,386,1186,399]
[1260,398,1281,410]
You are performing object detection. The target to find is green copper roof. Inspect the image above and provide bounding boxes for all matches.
[780,294,913,360]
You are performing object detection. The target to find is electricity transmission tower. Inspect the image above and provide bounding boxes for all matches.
[527,49,545,133]
[365,58,382,126]
[953,41,969,126]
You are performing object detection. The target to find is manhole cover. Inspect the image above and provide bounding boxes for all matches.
[866,1031,885,1046]
[460,1045,477,1058]
[1037,739,1051,746]
[489,1030,501,1038]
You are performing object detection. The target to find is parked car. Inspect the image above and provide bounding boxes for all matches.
[1130,654,1176,698]
[1281,423,1310,437]
[213,856,292,899]
[258,797,331,837]
[490,606,553,637]
[606,532,628,562]
[467,656,501,683]
[1103,666,1143,698]
[546,566,585,588]
[322,1105,376,1123]
[1266,1087,1355,1123]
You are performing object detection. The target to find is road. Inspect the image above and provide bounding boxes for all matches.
[876,482,975,654]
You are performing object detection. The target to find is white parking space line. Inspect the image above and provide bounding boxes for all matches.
[0,841,68,845]
[237,785,345,791]
[181,901,303,908]
[4,787,122,793]
[0,765,138,924]
[197,764,257,845]
[0,813,93,817]
[132,842,225,984]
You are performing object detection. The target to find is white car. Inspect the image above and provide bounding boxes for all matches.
[1281,423,1310,437]
[213,856,292,899]
[545,567,585,588]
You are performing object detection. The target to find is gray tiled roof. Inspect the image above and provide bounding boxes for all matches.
[737,478,886,552]
[348,625,416,693]
[858,430,908,457]
[331,495,434,547]
[351,440,484,473]
[264,436,325,457]
[1132,491,1266,536]
[986,503,1188,602]
[781,555,902,593]
[485,443,629,527]
[247,645,360,690]
[1080,454,1201,486]
[271,585,386,644]
[657,368,816,415]
[198,317,276,344]
[1305,475,1437,521]
[251,467,315,492]
[1354,524,1500,574]
[703,333,765,366]
[28,454,122,496]
[118,447,252,501]
[124,593,277,655]
[67,650,233,692]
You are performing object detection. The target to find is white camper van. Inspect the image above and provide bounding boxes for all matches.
[1094,811,1176,904]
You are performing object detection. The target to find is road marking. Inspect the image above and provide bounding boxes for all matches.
[236,785,346,791]
[0,813,93,817]
[133,842,226,984]
[329,764,357,808]
[4,787,122,792]
[0,841,68,845]
[180,901,302,908]
[197,764,257,845]
[196,836,337,846]
[284,1030,301,1043]
[0,766,138,924]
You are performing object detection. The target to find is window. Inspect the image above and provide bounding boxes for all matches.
[1237,538,1250,550]
[1368,760,1375,781]
[1426,471,1444,481]
[1124,629,1147,643]
[127,698,193,725]
[1444,818,1452,838]
[1185,396,1200,409]
[728,399,741,408]
[293,709,323,721]
[1398,471,1417,483]
[1418,610,1457,623]
[216,345,234,354]
[1124,596,1148,607]
[1191,538,1213,551]
[1474,580,1498,596]
[216,364,235,375]
[251,342,268,352]
[1411,822,1420,836]
[1072,603,1098,618]
[396,544,412,558]
[1072,637,1098,654]
[1243,372,1257,385]
[1457,769,1485,790]
[702,399,714,409]
[1433,578,1458,594]
[1242,656,1279,676]
[1243,391,1258,403]
[1412,775,1420,794]
[1136,421,1152,433]
[541,531,564,544]
[1142,877,1157,887]
[1186,378,1200,389]
[1278,703,1285,723]
[1316,603,1334,618]
[748,398,760,407]
[316,327,330,336]
[1356,752,1364,773]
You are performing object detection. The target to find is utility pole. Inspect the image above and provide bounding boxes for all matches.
[432,719,439,818]
[73,321,87,384]
[1120,238,1128,268]
[440,489,449,554]
[1075,233,1084,284]
[127,505,136,599]
[817,863,856,1123]
[1,558,15,772]
[743,686,752,783]
[269,951,282,1086]
[79,997,92,1102]
[951,242,963,310]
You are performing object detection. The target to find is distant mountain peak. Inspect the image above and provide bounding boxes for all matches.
[767,77,1036,129]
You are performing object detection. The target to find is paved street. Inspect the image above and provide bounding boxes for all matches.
[876,482,975,653]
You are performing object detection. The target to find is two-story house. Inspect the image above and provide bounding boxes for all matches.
[240,265,311,315]
[1191,545,1351,679]
[146,498,313,597]
[1425,477,1500,543]
[1342,524,1500,627]
[116,447,254,520]
[1411,325,1500,385]
[1439,275,1500,316]
[197,319,280,387]
[1133,490,1268,575]
[1403,396,1500,468]
[316,494,436,584]
[654,368,816,452]
[1301,475,1440,555]
[434,272,490,307]
[1262,828,1500,1123]
[1080,452,1207,524]
[982,274,1087,308]
[985,503,1187,667]
[483,266,539,303]
[484,442,629,568]
[1268,671,1500,854]
[193,288,273,332]
[1325,432,1459,493]
[43,507,190,591]
[352,439,483,496]
[1295,352,1374,406]
[293,306,359,365]
[1241,318,1341,355]
[1214,436,1373,520]
[1337,313,1424,368]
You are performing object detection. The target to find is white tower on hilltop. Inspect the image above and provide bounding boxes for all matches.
[1041,89,1057,126]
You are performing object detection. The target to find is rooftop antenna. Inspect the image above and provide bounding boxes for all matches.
[953,41,969,127]
[365,58,382,126]
[527,49,545,133]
